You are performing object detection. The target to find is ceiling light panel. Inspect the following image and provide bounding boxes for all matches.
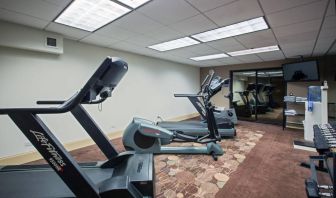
[148,37,200,51]
[55,0,131,32]
[191,17,269,42]
[117,0,151,8]
[190,53,228,61]
[228,45,280,56]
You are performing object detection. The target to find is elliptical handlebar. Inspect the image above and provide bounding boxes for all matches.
[208,69,215,86]
[199,74,210,94]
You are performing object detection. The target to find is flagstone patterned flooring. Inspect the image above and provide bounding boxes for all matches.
[154,127,264,198]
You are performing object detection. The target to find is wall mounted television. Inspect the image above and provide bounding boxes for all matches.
[282,60,319,82]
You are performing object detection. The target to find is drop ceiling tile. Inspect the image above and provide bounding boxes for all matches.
[206,38,246,52]
[125,46,165,57]
[95,24,138,41]
[138,0,200,25]
[234,54,263,63]
[317,28,336,43]
[204,0,263,26]
[272,19,322,37]
[126,34,159,46]
[169,14,217,35]
[328,43,336,55]
[114,11,166,35]
[217,57,242,65]
[312,36,335,56]
[42,0,70,6]
[257,50,285,61]
[326,0,335,16]
[186,0,236,12]
[148,53,185,63]
[175,59,199,66]
[144,26,185,42]
[280,40,315,57]
[277,30,318,45]
[81,34,121,47]
[320,15,336,33]
[312,15,336,56]
[45,22,90,40]
[235,29,277,48]
[109,40,141,51]
[196,60,223,67]
[0,0,71,21]
[0,8,49,29]
[165,48,198,58]
[185,43,222,56]
[259,0,317,14]
[266,0,327,28]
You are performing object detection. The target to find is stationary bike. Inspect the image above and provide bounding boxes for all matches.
[122,101,224,160]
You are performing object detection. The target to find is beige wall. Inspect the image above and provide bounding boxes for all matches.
[0,36,200,158]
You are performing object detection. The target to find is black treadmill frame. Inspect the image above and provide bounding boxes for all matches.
[0,58,129,197]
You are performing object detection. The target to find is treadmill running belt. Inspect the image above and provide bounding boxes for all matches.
[0,168,112,198]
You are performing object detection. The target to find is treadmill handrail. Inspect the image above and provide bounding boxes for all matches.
[36,98,106,105]
[174,94,204,98]
[0,92,79,114]
[0,57,125,115]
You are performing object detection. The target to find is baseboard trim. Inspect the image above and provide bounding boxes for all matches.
[0,112,199,165]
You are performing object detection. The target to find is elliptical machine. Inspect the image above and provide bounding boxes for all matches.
[174,70,238,124]
[157,70,236,138]
[123,83,224,160]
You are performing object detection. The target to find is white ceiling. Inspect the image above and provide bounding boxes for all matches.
[0,0,335,67]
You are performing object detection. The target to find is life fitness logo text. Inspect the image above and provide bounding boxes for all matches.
[30,130,66,172]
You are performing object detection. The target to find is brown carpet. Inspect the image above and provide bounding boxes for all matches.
[28,121,329,198]
[216,121,326,198]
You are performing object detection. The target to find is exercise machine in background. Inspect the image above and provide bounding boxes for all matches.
[157,70,236,138]
[174,70,238,125]
[0,57,155,198]
[246,83,268,114]
[123,101,224,160]
[263,84,277,109]
[232,90,252,118]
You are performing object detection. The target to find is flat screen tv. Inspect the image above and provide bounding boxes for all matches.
[282,60,319,82]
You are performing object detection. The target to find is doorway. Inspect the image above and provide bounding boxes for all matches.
[230,68,285,125]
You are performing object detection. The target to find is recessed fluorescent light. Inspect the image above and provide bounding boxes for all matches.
[55,0,131,32]
[191,17,268,42]
[117,0,150,8]
[190,53,229,61]
[228,45,280,56]
[148,37,200,51]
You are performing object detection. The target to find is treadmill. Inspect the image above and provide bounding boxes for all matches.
[0,57,154,198]
[157,71,236,138]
